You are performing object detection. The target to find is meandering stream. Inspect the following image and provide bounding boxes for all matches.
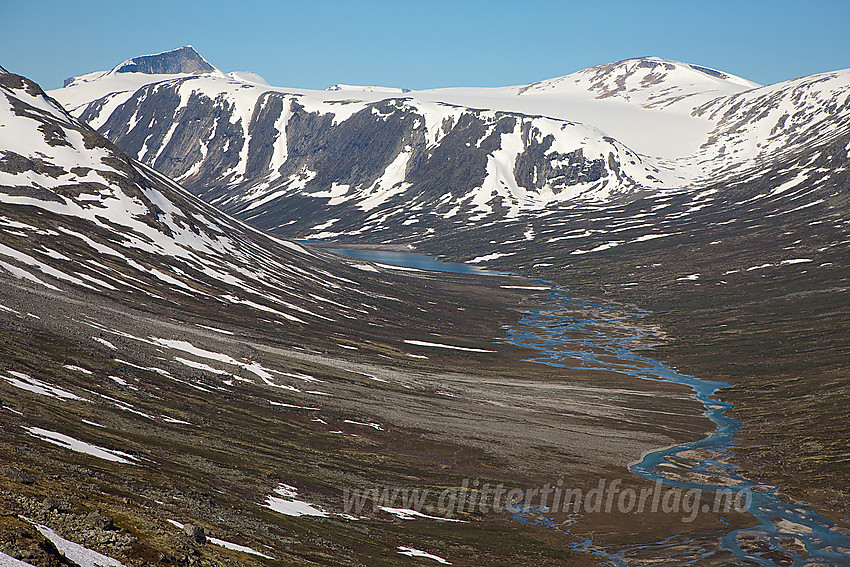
[323,246,850,566]
[505,286,850,566]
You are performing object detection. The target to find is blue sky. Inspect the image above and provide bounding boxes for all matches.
[4,0,849,90]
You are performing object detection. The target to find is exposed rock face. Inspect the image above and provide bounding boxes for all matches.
[112,46,217,75]
[513,123,607,192]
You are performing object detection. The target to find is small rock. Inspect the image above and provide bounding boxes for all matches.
[14,527,31,539]
[1,466,36,485]
[182,524,205,545]
[13,549,36,560]
[86,511,114,530]
[42,497,66,512]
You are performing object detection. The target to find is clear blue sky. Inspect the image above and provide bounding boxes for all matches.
[3,0,849,91]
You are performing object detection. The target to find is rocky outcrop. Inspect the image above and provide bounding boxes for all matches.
[112,46,217,75]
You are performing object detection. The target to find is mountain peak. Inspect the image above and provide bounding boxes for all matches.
[62,46,221,88]
[581,56,759,88]
[111,45,218,76]
[516,56,759,105]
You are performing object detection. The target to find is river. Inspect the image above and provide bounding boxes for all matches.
[304,243,509,275]
[322,246,850,566]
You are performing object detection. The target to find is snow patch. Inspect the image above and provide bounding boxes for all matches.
[397,546,452,564]
[1,372,84,401]
[27,520,127,567]
[403,340,495,353]
[26,427,137,464]
[264,484,327,517]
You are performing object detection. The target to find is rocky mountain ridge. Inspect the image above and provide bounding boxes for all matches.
[50,49,850,247]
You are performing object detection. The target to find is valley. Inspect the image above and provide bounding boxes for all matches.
[1,43,848,566]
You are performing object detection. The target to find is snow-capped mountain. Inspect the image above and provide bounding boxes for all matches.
[49,49,850,244]
[47,50,699,237]
[516,56,759,106]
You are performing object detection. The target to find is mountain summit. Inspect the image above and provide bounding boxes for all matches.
[111,45,218,75]
[63,46,220,87]
[516,56,760,107]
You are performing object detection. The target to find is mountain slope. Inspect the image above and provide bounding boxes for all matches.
[59,73,673,228]
[686,68,850,181]
[516,56,759,106]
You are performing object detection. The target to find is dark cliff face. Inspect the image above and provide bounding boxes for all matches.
[514,122,607,194]
[280,99,421,192]
[96,78,246,188]
[113,46,217,75]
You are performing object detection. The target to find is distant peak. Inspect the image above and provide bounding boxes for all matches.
[579,56,759,88]
[111,45,219,76]
[517,56,759,99]
[586,56,690,73]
